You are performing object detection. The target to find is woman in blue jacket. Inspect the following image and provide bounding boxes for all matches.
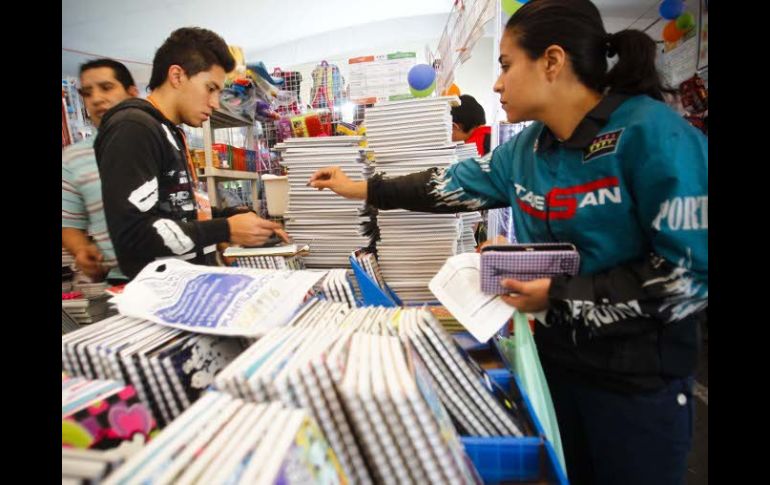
[310,1,707,483]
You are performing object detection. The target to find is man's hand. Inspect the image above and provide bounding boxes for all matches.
[308,166,367,200]
[227,212,291,247]
[500,278,552,313]
[74,244,107,280]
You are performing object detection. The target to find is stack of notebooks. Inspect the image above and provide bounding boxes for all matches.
[102,392,349,485]
[62,308,82,334]
[398,307,524,437]
[365,97,465,303]
[458,211,483,253]
[364,97,458,151]
[74,280,109,299]
[223,243,309,270]
[454,142,484,254]
[62,293,116,325]
[428,305,466,333]
[63,447,140,485]
[455,140,480,161]
[61,315,248,428]
[352,248,387,290]
[215,299,525,483]
[62,373,157,450]
[317,268,358,308]
[376,210,460,302]
[213,251,358,308]
[369,146,458,178]
[276,136,373,268]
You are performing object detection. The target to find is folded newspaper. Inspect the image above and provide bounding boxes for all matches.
[110,259,326,337]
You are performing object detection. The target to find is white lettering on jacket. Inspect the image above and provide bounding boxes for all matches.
[564,299,649,328]
[578,187,622,208]
[152,219,194,255]
[515,182,622,215]
[128,177,159,213]
[652,196,708,231]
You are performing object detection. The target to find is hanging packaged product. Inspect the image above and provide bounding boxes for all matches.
[290,112,329,137]
[272,67,303,116]
[276,117,293,141]
[310,60,345,110]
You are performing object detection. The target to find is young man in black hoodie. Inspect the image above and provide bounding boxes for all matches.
[95,27,288,279]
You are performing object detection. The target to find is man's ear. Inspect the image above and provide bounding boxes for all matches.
[167,65,185,88]
[128,86,140,97]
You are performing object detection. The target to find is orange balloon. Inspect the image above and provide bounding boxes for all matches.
[442,83,461,96]
[663,20,684,43]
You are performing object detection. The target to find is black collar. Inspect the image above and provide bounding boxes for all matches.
[538,93,631,151]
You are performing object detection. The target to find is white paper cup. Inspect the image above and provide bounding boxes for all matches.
[261,174,289,216]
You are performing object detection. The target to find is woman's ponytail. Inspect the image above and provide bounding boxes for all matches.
[603,29,674,101]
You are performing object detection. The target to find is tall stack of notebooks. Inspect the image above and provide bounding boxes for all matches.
[364,97,467,303]
[277,136,374,268]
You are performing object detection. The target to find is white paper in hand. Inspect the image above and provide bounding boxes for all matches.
[429,253,513,343]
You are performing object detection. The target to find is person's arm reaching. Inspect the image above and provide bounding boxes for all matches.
[309,151,510,213]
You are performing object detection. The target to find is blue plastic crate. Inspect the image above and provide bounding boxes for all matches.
[460,369,568,484]
[453,331,492,352]
[461,435,544,483]
[488,369,547,437]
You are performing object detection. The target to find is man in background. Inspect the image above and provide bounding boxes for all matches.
[451,94,492,156]
[62,59,139,283]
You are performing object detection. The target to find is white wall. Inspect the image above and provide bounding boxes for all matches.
[453,36,498,128]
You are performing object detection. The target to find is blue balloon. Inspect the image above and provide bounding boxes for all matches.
[659,0,684,20]
[407,64,436,91]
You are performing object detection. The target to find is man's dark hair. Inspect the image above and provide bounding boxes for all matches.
[79,58,136,90]
[451,95,487,132]
[148,27,236,90]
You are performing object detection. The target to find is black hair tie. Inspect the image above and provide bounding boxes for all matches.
[605,33,617,58]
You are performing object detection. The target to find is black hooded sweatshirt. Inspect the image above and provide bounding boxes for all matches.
[94,98,229,279]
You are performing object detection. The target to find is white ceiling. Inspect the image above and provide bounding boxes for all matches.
[62,0,662,82]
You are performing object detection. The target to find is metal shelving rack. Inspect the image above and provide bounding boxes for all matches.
[200,109,260,211]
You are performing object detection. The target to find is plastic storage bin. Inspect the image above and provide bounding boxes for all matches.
[460,369,568,484]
